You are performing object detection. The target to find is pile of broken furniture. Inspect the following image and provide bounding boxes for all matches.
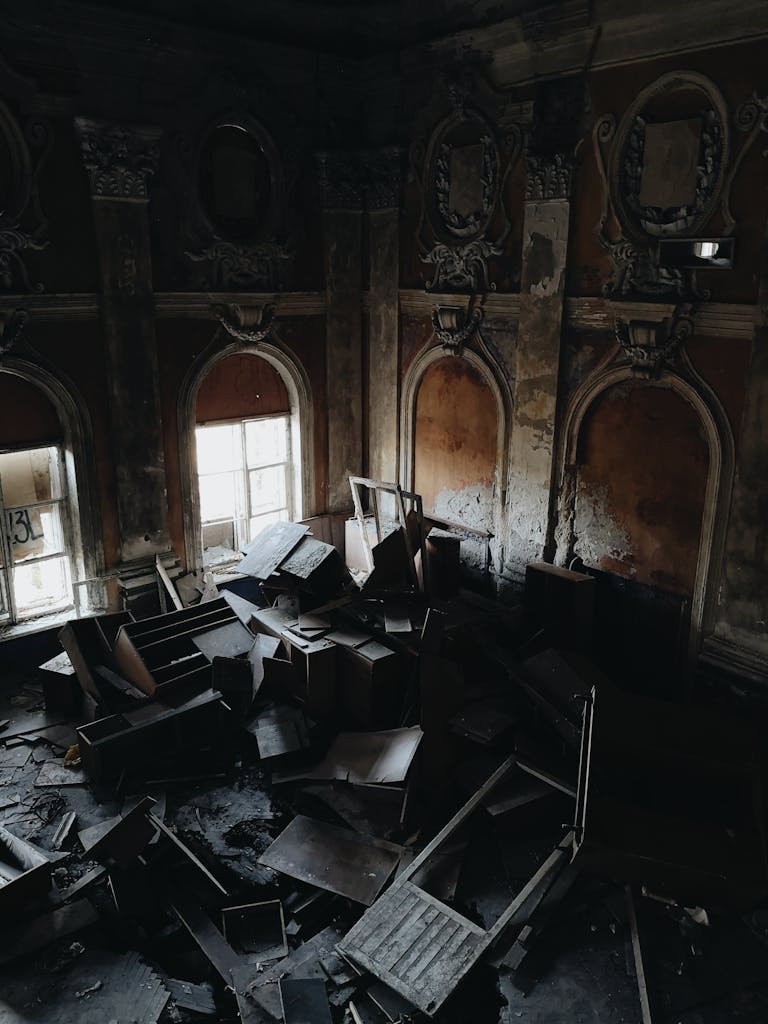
[0,478,767,1024]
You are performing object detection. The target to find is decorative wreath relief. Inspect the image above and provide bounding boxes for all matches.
[621,109,724,238]
[434,129,498,240]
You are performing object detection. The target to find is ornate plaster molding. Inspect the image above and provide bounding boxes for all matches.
[74,117,160,200]
[185,240,292,290]
[212,302,275,343]
[525,150,575,201]
[614,304,694,378]
[431,304,483,356]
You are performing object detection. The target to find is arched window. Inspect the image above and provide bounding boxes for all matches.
[0,363,105,627]
[195,353,293,566]
[178,338,314,574]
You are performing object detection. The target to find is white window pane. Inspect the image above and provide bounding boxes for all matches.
[0,446,61,506]
[196,423,243,475]
[202,521,238,566]
[200,472,238,523]
[247,509,286,541]
[14,556,72,615]
[8,503,65,564]
[249,465,286,514]
[245,417,287,467]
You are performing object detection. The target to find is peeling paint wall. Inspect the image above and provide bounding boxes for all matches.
[573,383,709,596]
[414,358,497,535]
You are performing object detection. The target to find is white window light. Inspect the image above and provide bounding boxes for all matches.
[195,413,292,568]
[0,445,75,622]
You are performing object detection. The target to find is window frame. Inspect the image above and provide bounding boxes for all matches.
[0,442,78,624]
[196,411,294,568]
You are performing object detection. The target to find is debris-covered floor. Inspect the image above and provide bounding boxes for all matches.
[1,507,768,1024]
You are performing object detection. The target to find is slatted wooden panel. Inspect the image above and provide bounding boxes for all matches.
[338,881,488,1016]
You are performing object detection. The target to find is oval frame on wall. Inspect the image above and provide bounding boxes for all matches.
[195,111,284,244]
[425,106,501,244]
[608,72,730,243]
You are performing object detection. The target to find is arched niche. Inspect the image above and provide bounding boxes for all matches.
[400,341,512,575]
[178,334,314,573]
[556,357,734,655]
[0,358,107,615]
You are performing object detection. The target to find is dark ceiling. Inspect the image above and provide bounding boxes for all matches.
[84,0,546,56]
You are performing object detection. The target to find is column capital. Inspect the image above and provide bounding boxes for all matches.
[316,150,364,211]
[74,117,161,200]
[524,150,575,202]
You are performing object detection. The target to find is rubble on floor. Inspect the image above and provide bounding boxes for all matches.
[0,486,767,1024]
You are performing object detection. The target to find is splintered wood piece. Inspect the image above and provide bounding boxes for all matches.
[280,978,333,1024]
[259,815,403,906]
[338,755,573,1016]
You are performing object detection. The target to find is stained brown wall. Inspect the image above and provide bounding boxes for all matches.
[0,375,62,447]
[575,383,709,595]
[196,353,290,423]
[414,358,497,519]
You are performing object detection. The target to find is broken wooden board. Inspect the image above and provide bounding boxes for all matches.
[193,620,256,662]
[258,815,403,906]
[301,782,404,838]
[236,925,344,1020]
[338,755,573,1015]
[274,727,423,785]
[166,978,217,1016]
[171,892,242,983]
[78,796,156,868]
[238,521,309,580]
[280,978,333,1024]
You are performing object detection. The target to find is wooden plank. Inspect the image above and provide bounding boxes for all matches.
[626,886,654,1024]
[171,893,242,983]
[258,815,403,906]
[238,521,309,579]
[156,554,184,611]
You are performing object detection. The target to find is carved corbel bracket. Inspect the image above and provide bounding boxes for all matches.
[431,303,483,356]
[0,308,29,357]
[213,302,276,343]
[614,304,694,379]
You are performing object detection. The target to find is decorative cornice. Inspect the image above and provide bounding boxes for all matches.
[399,288,520,319]
[566,297,758,339]
[74,117,161,200]
[154,291,326,318]
[0,294,99,320]
[185,241,292,291]
[524,150,575,201]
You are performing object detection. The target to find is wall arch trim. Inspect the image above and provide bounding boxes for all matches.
[178,331,315,573]
[400,335,513,575]
[555,352,735,651]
